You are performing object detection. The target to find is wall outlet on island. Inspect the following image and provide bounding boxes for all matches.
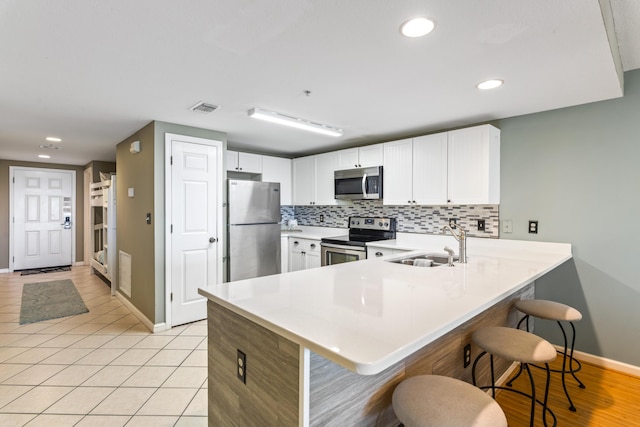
[463,344,471,368]
[237,349,246,384]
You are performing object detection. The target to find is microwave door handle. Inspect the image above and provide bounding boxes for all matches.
[362,173,367,197]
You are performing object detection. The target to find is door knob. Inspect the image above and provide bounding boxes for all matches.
[209,237,217,243]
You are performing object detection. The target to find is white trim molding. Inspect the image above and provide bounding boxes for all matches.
[554,345,640,378]
[115,292,169,334]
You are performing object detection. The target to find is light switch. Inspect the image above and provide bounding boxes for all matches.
[128,187,135,198]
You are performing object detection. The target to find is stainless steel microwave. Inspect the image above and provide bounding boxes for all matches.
[334,166,383,200]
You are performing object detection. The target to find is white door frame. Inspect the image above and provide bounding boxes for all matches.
[164,133,224,328]
[9,166,77,272]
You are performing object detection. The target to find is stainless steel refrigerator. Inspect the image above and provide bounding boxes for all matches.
[227,180,281,281]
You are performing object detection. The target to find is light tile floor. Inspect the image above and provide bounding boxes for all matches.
[0,266,208,426]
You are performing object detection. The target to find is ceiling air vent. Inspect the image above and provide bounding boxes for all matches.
[189,101,219,113]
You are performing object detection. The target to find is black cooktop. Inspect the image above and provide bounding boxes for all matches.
[321,216,397,247]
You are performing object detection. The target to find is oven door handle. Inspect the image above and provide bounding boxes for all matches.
[361,173,367,197]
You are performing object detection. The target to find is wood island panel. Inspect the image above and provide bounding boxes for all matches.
[207,301,300,426]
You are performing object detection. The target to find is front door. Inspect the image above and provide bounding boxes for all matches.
[12,167,75,270]
[167,134,223,327]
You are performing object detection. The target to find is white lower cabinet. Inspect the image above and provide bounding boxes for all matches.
[289,237,321,271]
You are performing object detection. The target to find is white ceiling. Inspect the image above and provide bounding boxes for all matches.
[1,0,639,165]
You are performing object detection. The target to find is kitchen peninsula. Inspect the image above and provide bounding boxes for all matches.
[199,236,571,426]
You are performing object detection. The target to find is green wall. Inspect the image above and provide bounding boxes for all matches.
[497,68,640,366]
[115,121,226,325]
[0,160,85,269]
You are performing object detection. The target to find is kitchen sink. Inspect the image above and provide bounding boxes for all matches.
[387,253,459,267]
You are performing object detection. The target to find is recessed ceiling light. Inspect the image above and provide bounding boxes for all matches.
[477,79,504,90]
[400,17,435,38]
[38,154,51,159]
[46,136,62,142]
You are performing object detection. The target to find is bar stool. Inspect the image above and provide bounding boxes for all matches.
[510,299,585,411]
[472,326,557,427]
[392,375,507,427]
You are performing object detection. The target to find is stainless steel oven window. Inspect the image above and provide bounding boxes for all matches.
[321,244,366,266]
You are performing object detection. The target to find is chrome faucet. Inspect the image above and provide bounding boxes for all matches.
[444,223,467,263]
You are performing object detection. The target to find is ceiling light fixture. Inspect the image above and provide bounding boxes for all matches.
[477,79,504,90]
[248,108,343,137]
[400,17,435,37]
[46,136,62,142]
[38,154,51,159]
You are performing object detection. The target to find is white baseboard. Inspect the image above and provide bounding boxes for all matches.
[115,292,169,334]
[0,268,9,274]
[554,345,640,377]
[73,261,84,267]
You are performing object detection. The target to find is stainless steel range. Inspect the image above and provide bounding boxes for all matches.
[320,216,396,266]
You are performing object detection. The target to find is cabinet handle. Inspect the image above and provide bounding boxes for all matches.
[408,200,411,203]
[310,244,316,249]
[293,241,299,245]
[355,164,358,167]
[413,200,416,204]
[375,252,383,257]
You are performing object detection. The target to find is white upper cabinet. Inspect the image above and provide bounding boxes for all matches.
[447,125,500,204]
[337,144,384,169]
[226,150,262,173]
[262,155,293,206]
[293,155,317,205]
[314,151,339,205]
[383,124,500,206]
[382,138,414,205]
[293,152,339,206]
[412,133,448,205]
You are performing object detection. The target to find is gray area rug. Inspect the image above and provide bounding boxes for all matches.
[20,279,89,325]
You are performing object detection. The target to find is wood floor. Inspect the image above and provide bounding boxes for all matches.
[495,356,640,426]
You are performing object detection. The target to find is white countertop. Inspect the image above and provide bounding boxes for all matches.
[199,235,571,375]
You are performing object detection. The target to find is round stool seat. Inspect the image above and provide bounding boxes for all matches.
[515,299,582,322]
[392,375,507,427]
[473,326,556,364]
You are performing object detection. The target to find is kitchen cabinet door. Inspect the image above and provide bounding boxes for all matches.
[315,151,339,205]
[358,143,383,167]
[226,150,262,173]
[337,144,383,169]
[262,155,292,205]
[293,156,316,205]
[412,133,448,205]
[337,148,360,170]
[447,125,500,204]
[289,237,320,271]
[382,138,414,205]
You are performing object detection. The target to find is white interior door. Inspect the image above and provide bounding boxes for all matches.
[168,134,222,327]
[12,168,74,270]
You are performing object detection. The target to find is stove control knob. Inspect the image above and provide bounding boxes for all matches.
[378,222,383,226]
[384,222,389,227]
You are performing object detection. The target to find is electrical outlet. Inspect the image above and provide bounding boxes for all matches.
[528,220,539,234]
[463,344,471,368]
[448,218,458,228]
[477,219,485,231]
[237,349,246,384]
[319,214,324,222]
